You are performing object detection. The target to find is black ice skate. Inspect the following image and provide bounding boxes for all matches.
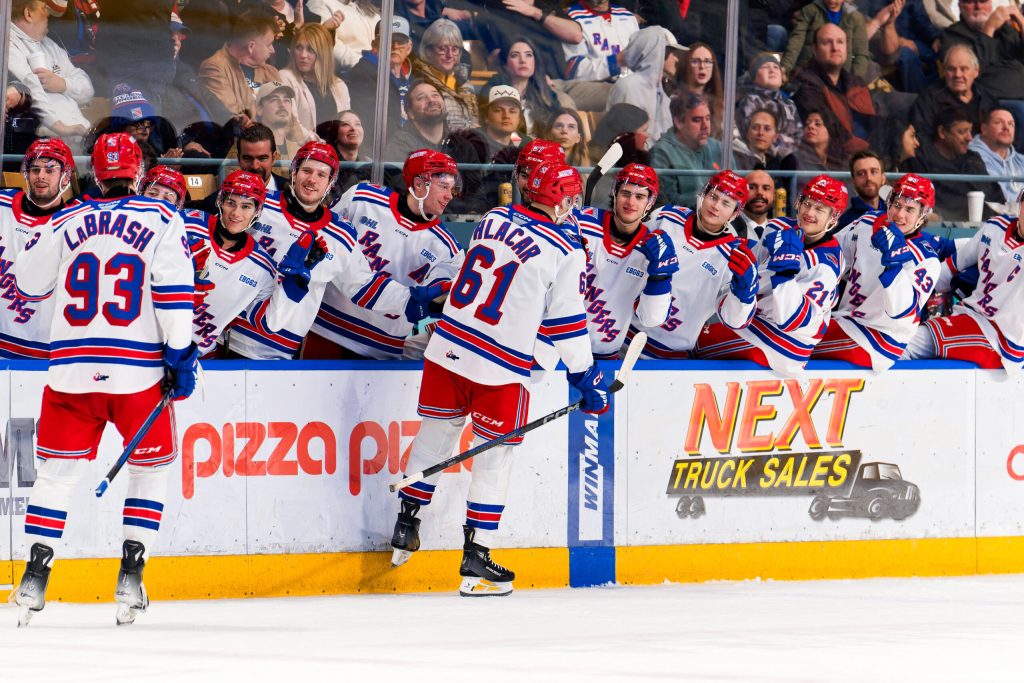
[390,500,421,567]
[11,543,55,627]
[459,525,514,597]
[114,540,149,626]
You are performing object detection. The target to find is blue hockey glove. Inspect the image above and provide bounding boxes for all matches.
[636,229,679,295]
[764,228,804,276]
[871,224,913,268]
[728,239,759,304]
[405,281,451,324]
[567,364,610,415]
[279,231,317,303]
[163,343,199,401]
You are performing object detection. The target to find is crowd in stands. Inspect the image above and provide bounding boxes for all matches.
[6,0,1024,221]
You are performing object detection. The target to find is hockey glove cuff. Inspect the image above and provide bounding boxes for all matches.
[567,364,610,415]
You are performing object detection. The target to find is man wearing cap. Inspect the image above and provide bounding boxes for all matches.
[199,10,282,120]
[254,81,318,160]
[348,17,414,146]
[9,0,94,150]
[479,86,530,159]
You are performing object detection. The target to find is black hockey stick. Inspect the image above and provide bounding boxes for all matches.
[583,142,623,206]
[95,392,173,498]
[389,332,647,492]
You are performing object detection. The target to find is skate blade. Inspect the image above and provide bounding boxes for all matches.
[391,549,414,568]
[115,602,147,626]
[459,577,513,597]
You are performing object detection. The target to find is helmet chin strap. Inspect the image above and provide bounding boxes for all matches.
[27,178,70,210]
[554,198,575,223]
[409,178,434,220]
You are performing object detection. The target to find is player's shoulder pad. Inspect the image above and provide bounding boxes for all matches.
[0,188,20,204]
[767,216,796,232]
[910,230,946,260]
[429,221,463,257]
[811,237,844,277]
[351,181,392,204]
[120,195,179,224]
[262,189,283,212]
[246,236,278,276]
[986,214,1015,235]
[319,212,358,251]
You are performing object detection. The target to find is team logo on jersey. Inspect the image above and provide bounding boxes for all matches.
[93,373,109,382]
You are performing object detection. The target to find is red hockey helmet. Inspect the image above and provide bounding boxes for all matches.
[218,169,267,214]
[142,165,187,209]
[889,173,935,211]
[527,161,583,211]
[702,170,749,205]
[614,163,659,199]
[800,174,849,215]
[403,149,460,189]
[291,140,340,188]
[514,139,564,181]
[22,137,75,185]
[91,132,143,184]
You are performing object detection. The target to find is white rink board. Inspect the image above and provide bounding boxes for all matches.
[975,371,1024,537]
[622,368,977,546]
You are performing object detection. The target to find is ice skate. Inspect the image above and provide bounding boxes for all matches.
[114,540,149,625]
[458,526,514,597]
[10,543,54,627]
[390,500,421,567]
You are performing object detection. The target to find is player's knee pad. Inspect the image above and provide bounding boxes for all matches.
[408,416,466,467]
[467,441,515,503]
[34,457,90,492]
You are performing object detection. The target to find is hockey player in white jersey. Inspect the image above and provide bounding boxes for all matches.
[227,140,444,359]
[0,137,76,359]
[576,163,678,358]
[304,149,465,359]
[904,186,1024,371]
[812,174,944,370]
[563,0,639,81]
[693,174,848,375]
[628,170,760,359]
[389,161,609,597]
[11,133,198,626]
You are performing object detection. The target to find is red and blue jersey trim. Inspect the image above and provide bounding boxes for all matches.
[322,222,358,251]
[746,317,817,362]
[353,183,391,209]
[399,480,437,505]
[232,298,303,355]
[152,283,195,310]
[435,316,534,376]
[122,498,164,530]
[314,302,406,356]
[539,313,587,341]
[626,326,692,359]
[465,501,505,531]
[14,278,53,302]
[0,332,49,359]
[848,318,905,362]
[352,272,393,309]
[25,504,67,539]
[48,338,163,368]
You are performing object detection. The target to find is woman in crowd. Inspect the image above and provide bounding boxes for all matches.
[412,19,478,131]
[546,108,590,167]
[280,23,352,132]
[876,118,920,173]
[794,109,845,197]
[307,0,380,70]
[675,42,724,139]
[482,37,574,136]
[736,52,802,157]
[317,111,371,201]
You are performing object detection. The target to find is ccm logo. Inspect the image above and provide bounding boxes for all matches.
[181,422,336,499]
[349,420,474,495]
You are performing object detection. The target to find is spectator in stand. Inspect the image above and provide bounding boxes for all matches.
[736,52,803,157]
[650,92,722,207]
[318,112,372,200]
[104,85,183,157]
[940,0,1024,108]
[412,19,478,131]
[385,80,451,162]
[587,129,653,209]
[559,0,640,111]
[792,23,876,155]
[8,0,93,151]
[732,108,798,172]
[200,10,281,121]
[253,81,317,160]
[905,106,1002,220]
[395,0,475,49]
[837,150,888,230]
[483,37,576,136]
[794,110,846,189]
[860,0,942,92]
[478,86,530,160]
[875,117,920,172]
[675,42,725,139]
[910,44,998,142]
[4,76,42,167]
[730,169,775,240]
[189,123,291,213]
[590,103,649,161]
[968,107,1024,206]
[91,0,177,106]
[307,0,379,71]
[607,27,675,143]
[348,17,415,148]
[782,0,876,82]
[546,108,590,167]
[279,23,351,132]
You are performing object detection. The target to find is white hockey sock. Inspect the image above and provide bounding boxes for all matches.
[902,324,937,360]
[399,416,465,506]
[465,440,515,548]
[23,458,90,563]
[122,465,171,560]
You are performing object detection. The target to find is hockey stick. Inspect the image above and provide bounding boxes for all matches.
[95,392,173,498]
[389,332,647,492]
[583,142,623,206]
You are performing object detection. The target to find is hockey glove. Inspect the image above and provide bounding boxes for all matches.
[636,229,679,295]
[728,239,759,304]
[188,238,215,307]
[764,228,804,277]
[162,343,199,401]
[567,364,610,415]
[278,232,317,303]
[871,224,913,268]
[306,233,329,269]
[405,281,451,324]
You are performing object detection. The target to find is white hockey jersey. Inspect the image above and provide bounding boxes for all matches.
[314,182,464,358]
[182,210,282,354]
[734,218,846,375]
[575,206,670,358]
[563,2,639,81]
[0,190,58,359]
[832,212,943,370]
[425,204,593,387]
[15,196,193,394]
[228,191,413,360]
[633,205,755,358]
[940,215,1024,372]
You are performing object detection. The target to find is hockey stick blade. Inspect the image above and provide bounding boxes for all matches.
[96,393,172,497]
[583,142,623,205]
[389,338,645,493]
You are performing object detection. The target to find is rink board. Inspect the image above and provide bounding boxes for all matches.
[1,360,1023,600]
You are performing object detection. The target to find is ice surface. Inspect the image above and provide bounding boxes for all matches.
[1,574,1021,682]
